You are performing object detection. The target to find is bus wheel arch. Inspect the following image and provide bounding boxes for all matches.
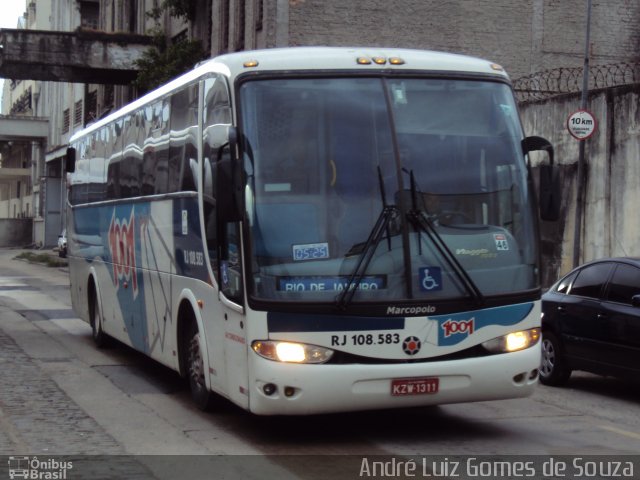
[177,298,216,411]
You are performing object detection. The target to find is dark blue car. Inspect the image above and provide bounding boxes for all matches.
[540,257,640,385]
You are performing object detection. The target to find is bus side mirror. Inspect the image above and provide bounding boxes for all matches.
[216,126,243,223]
[522,136,560,221]
[66,147,76,173]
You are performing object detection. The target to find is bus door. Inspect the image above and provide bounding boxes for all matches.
[202,76,249,408]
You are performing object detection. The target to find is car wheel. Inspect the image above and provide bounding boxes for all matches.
[539,330,571,386]
[185,321,216,411]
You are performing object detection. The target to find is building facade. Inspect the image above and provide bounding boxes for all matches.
[0,0,638,246]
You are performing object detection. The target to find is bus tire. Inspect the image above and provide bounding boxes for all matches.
[539,330,571,386]
[185,320,216,411]
[89,285,109,348]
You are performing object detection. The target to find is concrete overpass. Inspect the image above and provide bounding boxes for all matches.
[0,29,152,84]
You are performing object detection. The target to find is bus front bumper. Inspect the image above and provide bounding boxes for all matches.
[247,345,540,415]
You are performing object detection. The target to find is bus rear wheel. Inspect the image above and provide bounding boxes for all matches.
[186,321,216,411]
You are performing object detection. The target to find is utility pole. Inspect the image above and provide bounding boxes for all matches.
[572,0,592,268]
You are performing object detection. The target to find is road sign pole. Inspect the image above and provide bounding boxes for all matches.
[572,0,592,268]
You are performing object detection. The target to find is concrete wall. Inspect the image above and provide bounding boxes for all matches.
[521,84,640,286]
[0,219,33,247]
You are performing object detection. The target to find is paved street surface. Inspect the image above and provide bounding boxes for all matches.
[0,249,158,478]
[0,247,639,479]
[0,249,304,479]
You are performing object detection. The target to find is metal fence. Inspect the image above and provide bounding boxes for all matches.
[513,62,640,103]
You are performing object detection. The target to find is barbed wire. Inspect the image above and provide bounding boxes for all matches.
[513,62,640,103]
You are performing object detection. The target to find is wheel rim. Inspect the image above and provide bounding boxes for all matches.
[188,332,206,390]
[540,338,556,377]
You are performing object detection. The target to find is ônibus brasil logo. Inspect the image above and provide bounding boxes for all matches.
[108,209,138,297]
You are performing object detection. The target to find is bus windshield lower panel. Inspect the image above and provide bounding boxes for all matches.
[239,77,538,307]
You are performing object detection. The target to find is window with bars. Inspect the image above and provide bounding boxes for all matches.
[80,1,99,29]
[85,90,98,124]
[103,84,114,107]
[62,109,70,133]
[74,100,83,126]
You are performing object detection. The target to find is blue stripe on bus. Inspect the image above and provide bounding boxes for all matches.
[267,313,405,332]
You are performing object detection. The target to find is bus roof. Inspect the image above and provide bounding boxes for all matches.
[70,47,508,143]
[212,46,508,79]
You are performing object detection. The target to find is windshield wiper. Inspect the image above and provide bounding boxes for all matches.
[405,170,485,306]
[336,167,398,309]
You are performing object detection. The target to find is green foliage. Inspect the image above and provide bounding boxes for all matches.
[164,0,197,22]
[15,252,67,268]
[133,28,205,93]
[133,0,204,92]
[147,0,197,22]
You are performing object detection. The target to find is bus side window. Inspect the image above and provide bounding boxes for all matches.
[203,75,241,302]
[203,150,217,273]
[214,143,241,301]
[220,220,242,302]
[203,75,234,289]
[169,84,199,193]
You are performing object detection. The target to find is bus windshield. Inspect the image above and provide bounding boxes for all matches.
[239,76,537,307]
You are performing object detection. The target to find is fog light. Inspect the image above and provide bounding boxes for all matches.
[263,383,277,396]
[284,386,295,397]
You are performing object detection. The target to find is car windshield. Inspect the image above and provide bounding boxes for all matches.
[239,77,538,307]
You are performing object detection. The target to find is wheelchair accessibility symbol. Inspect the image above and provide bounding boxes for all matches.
[419,267,442,292]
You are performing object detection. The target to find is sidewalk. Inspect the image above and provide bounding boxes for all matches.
[0,306,123,455]
[0,256,118,456]
[0,258,157,478]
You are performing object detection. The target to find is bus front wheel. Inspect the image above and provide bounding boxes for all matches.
[185,321,216,411]
[89,287,109,348]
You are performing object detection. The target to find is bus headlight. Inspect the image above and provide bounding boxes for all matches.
[252,340,334,364]
[481,328,541,353]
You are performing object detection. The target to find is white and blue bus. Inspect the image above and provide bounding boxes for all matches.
[66,47,558,415]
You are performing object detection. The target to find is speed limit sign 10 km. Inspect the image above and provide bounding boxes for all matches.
[567,109,597,140]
